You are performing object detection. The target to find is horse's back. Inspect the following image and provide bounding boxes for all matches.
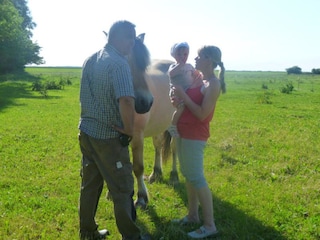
[142,60,175,137]
[150,59,174,74]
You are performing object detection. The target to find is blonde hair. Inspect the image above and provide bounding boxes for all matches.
[199,46,226,93]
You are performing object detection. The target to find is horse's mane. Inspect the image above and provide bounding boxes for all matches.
[101,31,153,114]
[102,31,150,72]
[131,37,151,72]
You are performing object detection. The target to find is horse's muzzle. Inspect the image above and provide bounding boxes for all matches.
[134,90,154,114]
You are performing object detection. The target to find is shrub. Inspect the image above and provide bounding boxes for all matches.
[286,66,302,74]
[311,68,320,74]
[31,80,43,91]
[262,83,268,89]
[257,90,272,104]
[44,81,63,90]
[31,80,48,97]
[31,79,66,97]
[280,82,294,94]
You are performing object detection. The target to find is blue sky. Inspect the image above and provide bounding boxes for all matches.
[28,0,320,71]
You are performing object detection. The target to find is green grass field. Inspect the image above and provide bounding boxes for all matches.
[0,68,319,240]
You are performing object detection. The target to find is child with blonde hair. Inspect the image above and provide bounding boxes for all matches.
[168,42,202,137]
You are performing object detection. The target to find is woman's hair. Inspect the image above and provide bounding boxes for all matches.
[199,46,226,93]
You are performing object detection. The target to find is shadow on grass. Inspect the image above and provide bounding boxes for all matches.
[139,179,287,240]
[0,70,39,83]
[0,71,60,112]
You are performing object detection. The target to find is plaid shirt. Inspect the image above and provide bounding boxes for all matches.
[78,44,135,139]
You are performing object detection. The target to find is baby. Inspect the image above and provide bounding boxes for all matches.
[168,42,202,137]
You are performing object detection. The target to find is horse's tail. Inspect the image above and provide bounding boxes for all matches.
[162,130,172,163]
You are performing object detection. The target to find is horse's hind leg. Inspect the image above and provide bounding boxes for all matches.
[149,134,163,183]
[169,137,179,185]
[161,131,179,185]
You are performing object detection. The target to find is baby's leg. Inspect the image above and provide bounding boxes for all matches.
[168,104,184,138]
[172,105,184,125]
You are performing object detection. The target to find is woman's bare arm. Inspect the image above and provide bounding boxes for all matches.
[174,79,220,121]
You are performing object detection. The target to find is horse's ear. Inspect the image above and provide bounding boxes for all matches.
[103,31,108,38]
[137,33,145,43]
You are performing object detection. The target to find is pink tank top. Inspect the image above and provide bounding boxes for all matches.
[177,85,214,141]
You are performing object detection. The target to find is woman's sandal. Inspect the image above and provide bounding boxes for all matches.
[171,216,199,226]
[187,226,219,239]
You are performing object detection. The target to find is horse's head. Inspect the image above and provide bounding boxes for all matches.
[129,34,153,114]
[103,31,153,114]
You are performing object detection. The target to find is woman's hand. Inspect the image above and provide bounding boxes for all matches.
[172,85,185,99]
[170,85,185,107]
[171,96,184,108]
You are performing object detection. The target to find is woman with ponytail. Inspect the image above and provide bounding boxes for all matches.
[171,45,225,239]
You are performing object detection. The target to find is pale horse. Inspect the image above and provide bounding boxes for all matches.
[131,59,180,208]
[104,32,179,208]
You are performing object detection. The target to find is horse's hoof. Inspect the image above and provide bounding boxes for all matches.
[143,175,149,181]
[148,169,163,184]
[169,171,179,185]
[134,197,147,209]
[148,173,156,184]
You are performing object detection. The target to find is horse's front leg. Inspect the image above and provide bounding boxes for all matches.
[149,134,163,183]
[131,133,148,209]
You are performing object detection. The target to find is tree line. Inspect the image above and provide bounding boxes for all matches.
[286,66,320,74]
[0,0,43,74]
[1,0,318,76]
